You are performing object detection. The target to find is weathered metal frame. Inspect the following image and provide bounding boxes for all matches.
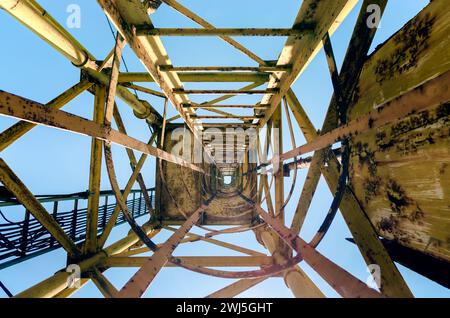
[0,0,447,299]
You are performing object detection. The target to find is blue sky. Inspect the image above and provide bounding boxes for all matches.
[1,0,449,298]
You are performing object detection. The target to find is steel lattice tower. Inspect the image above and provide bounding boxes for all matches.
[0,0,449,298]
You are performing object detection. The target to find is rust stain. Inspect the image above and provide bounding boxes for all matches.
[374,13,436,83]
[386,179,424,222]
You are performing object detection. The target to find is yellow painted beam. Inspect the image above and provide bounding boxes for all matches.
[118,72,270,83]
[14,222,157,298]
[258,0,359,127]
[103,256,273,268]
[0,80,92,152]
[89,268,119,298]
[84,86,106,254]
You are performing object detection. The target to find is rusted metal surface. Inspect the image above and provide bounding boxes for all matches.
[256,205,383,298]
[117,204,207,298]
[0,91,203,173]
[347,0,450,262]
[0,80,92,152]
[84,86,106,254]
[277,70,450,163]
[1,0,448,299]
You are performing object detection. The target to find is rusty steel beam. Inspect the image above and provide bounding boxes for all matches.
[165,227,267,257]
[290,152,324,233]
[192,115,259,121]
[113,105,153,212]
[284,0,414,298]
[0,80,92,152]
[257,0,359,128]
[98,133,157,248]
[118,72,270,83]
[160,0,266,65]
[0,0,160,124]
[159,66,290,72]
[277,70,450,163]
[117,205,207,297]
[14,223,159,298]
[184,104,270,109]
[256,205,383,298]
[137,27,307,37]
[272,106,284,220]
[97,0,196,132]
[88,268,119,298]
[103,256,272,268]
[120,83,166,98]
[173,89,279,95]
[0,90,204,173]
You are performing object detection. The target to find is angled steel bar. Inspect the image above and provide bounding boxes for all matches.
[0,0,160,124]
[14,222,158,297]
[256,205,383,298]
[84,86,106,254]
[104,33,126,125]
[276,70,450,163]
[184,104,270,110]
[118,72,270,83]
[0,80,92,151]
[137,27,306,37]
[160,0,266,65]
[97,0,196,132]
[304,32,352,249]
[120,83,166,98]
[206,277,268,298]
[0,91,203,173]
[200,82,265,106]
[0,159,81,258]
[165,227,267,257]
[192,116,258,120]
[282,0,416,296]
[98,133,157,248]
[104,256,272,268]
[257,0,359,128]
[117,204,207,298]
[160,66,290,72]
[287,0,390,237]
[290,151,324,234]
[174,89,278,95]
[113,105,153,213]
[253,225,325,298]
[200,108,238,119]
[89,267,119,298]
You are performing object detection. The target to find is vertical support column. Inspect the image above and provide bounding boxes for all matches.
[85,85,106,254]
[272,104,284,221]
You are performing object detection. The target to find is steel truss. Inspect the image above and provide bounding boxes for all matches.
[0,0,449,298]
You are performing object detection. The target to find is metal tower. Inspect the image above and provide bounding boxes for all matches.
[0,0,449,298]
